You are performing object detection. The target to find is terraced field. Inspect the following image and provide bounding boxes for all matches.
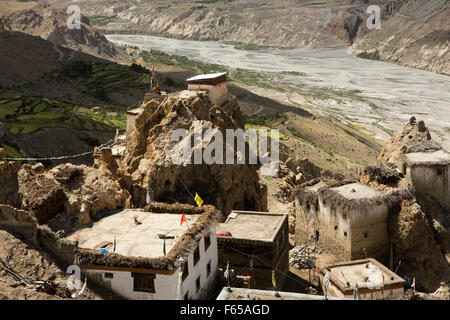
[0,92,127,158]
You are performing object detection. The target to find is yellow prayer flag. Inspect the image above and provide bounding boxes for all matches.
[194,193,203,207]
[272,270,276,288]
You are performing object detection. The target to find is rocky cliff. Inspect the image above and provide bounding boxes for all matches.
[48,0,376,49]
[0,3,128,62]
[121,92,267,215]
[377,117,433,166]
[348,0,450,75]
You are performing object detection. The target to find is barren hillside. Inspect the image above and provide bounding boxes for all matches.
[0,1,129,62]
[348,0,450,75]
[46,0,377,48]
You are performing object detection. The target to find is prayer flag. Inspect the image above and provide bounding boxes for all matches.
[194,193,204,207]
[354,282,362,300]
[323,271,330,288]
[180,212,187,226]
[272,270,277,289]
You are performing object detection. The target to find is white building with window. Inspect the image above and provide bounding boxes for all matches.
[68,204,219,300]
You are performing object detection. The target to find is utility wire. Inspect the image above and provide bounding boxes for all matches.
[228,246,310,290]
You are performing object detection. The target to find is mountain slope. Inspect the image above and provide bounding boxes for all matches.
[0,2,128,62]
[348,0,450,75]
[46,0,376,49]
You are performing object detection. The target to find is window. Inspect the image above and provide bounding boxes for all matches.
[334,225,338,231]
[132,273,156,293]
[364,232,368,238]
[184,291,189,300]
[104,272,113,279]
[206,260,211,278]
[204,234,211,251]
[196,276,201,293]
[437,168,443,176]
[344,231,347,238]
[194,246,200,266]
[182,260,189,281]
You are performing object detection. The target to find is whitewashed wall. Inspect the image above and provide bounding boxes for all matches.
[188,82,228,106]
[84,226,218,300]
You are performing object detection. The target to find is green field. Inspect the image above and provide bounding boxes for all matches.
[0,93,126,135]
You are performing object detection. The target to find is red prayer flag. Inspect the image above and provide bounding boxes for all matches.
[180,212,187,226]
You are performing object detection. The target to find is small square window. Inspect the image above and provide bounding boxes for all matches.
[344,231,347,237]
[194,246,200,266]
[132,273,155,293]
[104,272,113,279]
[334,225,338,231]
[196,276,201,293]
[364,232,368,238]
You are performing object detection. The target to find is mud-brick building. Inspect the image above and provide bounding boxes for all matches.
[216,210,289,290]
[320,258,405,300]
[186,72,228,106]
[401,149,450,209]
[295,181,413,262]
[68,203,219,300]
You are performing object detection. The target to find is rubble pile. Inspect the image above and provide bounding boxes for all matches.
[289,244,321,269]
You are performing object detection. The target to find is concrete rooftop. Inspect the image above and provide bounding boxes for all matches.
[404,149,450,165]
[66,209,200,259]
[330,182,382,200]
[217,211,285,242]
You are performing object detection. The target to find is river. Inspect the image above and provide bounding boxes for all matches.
[106,35,450,148]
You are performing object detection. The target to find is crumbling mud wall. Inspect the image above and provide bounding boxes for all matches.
[0,160,21,208]
[389,198,449,292]
[121,93,267,215]
[18,165,67,224]
[0,205,38,240]
[9,162,127,231]
[49,163,127,228]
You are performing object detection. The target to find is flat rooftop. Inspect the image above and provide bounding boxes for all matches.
[330,182,382,200]
[217,287,348,300]
[66,209,200,259]
[324,258,405,291]
[186,72,227,82]
[217,211,286,242]
[404,149,450,165]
